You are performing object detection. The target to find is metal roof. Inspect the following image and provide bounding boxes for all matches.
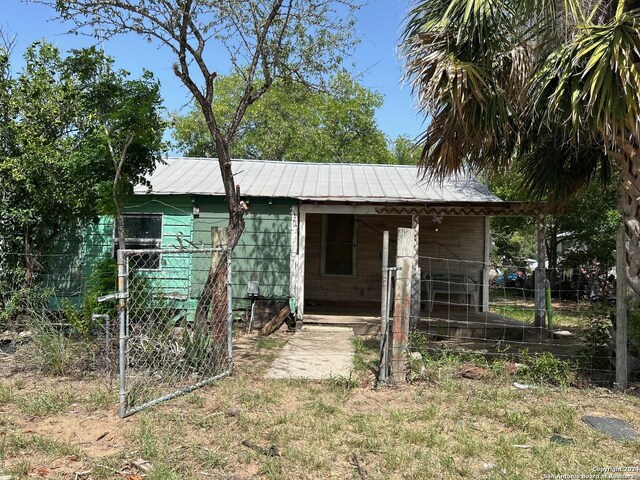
[135,157,503,204]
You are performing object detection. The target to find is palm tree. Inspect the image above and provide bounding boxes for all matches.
[402,0,640,295]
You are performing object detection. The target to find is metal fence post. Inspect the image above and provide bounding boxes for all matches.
[379,231,389,383]
[227,248,233,373]
[117,249,128,418]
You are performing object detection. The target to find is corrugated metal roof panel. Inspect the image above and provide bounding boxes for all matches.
[134,157,503,203]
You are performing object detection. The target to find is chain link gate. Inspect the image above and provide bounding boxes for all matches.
[114,247,232,417]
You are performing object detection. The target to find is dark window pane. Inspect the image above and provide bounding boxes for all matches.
[325,244,353,275]
[114,214,162,270]
[123,215,162,240]
[324,214,355,275]
[326,215,354,243]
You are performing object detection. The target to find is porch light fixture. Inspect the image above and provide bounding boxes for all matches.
[192,204,200,217]
[432,214,443,232]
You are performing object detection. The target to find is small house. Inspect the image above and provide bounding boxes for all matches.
[56,157,545,322]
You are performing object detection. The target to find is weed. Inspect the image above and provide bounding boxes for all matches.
[256,337,287,350]
[148,464,181,480]
[8,432,79,457]
[578,314,613,370]
[185,393,205,408]
[196,446,227,469]
[238,390,281,409]
[327,373,357,392]
[305,399,339,417]
[29,322,71,376]
[136,416,159,460]
[19,390,75,416]
[8,459,31,478]
[85,388,113,411]
[0,383,13,404]
[518,351,573,386]
[13,379,25,390]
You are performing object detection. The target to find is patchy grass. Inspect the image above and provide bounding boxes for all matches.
[0,331,639,479]
[18,390,76,417]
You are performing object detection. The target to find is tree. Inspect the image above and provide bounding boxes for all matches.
[401,0,640,296]
[80,59,166,253]
[173,71,394,164]
[0,42,104,282]
[0,42,165,288]
[47,0,360,248]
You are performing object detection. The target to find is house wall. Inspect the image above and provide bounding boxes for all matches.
[304,213,486,306]
[192,196,294,308]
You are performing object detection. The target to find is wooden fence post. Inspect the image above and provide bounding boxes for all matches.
[390,228,414,384]
[534,215,546,329]
[410,215,421,328]
[616,227,628,389]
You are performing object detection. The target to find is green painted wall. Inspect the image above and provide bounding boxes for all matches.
[45,194,293,315]
[193,196,293,308]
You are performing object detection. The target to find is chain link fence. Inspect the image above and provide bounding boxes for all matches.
[116,247,232,417]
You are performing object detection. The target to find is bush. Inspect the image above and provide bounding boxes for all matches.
[61,256,117,338]
[518,351,573,386]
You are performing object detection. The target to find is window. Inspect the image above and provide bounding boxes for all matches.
[114,213,163,269]
[322,214,356,276]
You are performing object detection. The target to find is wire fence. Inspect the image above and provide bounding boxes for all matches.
[0,247,233,416]
[407,256,619,382]
[118,247,232,417]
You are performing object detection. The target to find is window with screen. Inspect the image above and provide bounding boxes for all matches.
[114,214,163,269]
[322,214,356,276]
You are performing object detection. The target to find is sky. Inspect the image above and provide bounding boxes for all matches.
[2,1,426,147]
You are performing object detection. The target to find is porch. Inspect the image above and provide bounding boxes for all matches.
[303,304,539,341]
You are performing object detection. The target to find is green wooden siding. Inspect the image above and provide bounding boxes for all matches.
[193,197,293,307]
[43,194,293,314]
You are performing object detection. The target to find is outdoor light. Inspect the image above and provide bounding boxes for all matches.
[432,214,443,232]
[192,204,200,217]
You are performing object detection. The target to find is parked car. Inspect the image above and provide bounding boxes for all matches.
[493,268,527,288]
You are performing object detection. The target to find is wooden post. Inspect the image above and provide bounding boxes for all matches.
[379,231,390,383]
[410,215,421,326]
[616,227,628,389]
[297,211,306,319]
[390,228,414,384]
[289,206,299,305]
[534,215,546,328]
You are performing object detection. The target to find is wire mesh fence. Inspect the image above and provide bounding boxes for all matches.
[0,247,233,416]
[118,247,232,417]
[409,256,618,382]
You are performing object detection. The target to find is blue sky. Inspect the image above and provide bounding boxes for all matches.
[3,1,425,145]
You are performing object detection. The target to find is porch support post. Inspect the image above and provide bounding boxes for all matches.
[410,214,421,326]
[482,216,490,312]
[290,206,299,312]
[297,211,306,319]
[534,215,546,328]
[615,226,628,389]
[391,228,414,384]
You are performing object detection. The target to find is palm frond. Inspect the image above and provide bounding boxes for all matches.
[528,7,640,148]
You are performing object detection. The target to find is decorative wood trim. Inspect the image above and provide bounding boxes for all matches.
[375,202,551,217]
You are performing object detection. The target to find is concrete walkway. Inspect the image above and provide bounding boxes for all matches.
[265,325,355,380]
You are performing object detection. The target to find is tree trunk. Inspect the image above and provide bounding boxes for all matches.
[23,224,34,287]
[615,131,640,297]
[113,188,126,253]
[193,105,246,338]
[547,220,559,291]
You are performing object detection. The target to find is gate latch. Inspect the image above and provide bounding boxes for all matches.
[97,293,128,303]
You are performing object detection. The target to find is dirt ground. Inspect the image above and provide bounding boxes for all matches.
[2,328,640,479]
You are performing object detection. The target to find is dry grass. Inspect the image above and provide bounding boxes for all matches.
[1,330,639,479]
